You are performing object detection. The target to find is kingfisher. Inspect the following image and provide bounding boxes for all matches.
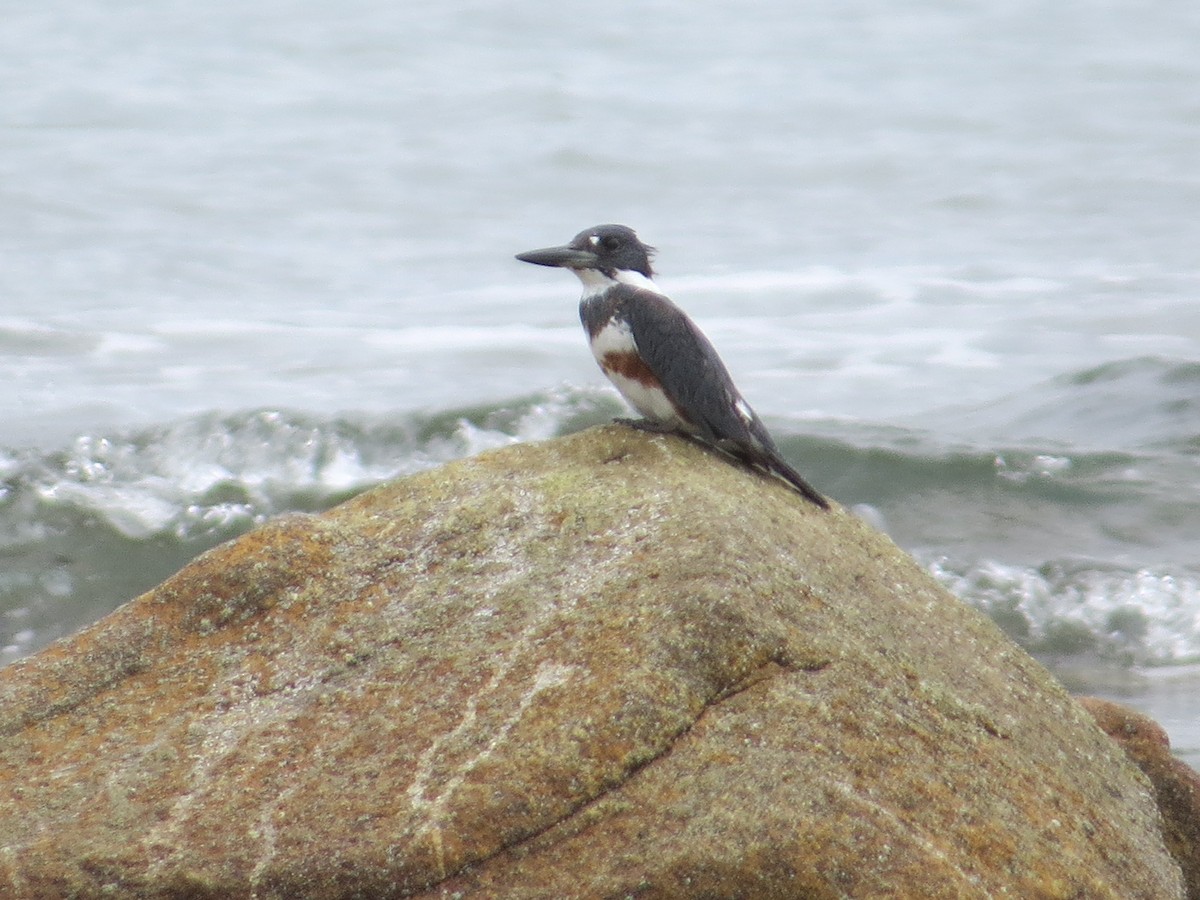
[516,223,828,509]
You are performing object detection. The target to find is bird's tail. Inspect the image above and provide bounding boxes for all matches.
[714,434,830,509]
[769,456,830,509]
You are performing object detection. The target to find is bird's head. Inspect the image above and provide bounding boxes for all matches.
[516,224,656,280]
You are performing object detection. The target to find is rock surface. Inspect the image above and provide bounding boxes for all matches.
[1080,697,1200,899]
[0,426,1184,899]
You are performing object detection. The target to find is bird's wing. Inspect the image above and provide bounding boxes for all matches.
[621,287,761,446]
[621,286,829,508]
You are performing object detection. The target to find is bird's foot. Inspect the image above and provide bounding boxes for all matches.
[614,417,678,435]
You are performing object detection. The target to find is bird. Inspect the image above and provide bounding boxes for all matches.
[516,223,829,509]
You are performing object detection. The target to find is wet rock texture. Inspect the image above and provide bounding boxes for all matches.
[0,426,1185,898]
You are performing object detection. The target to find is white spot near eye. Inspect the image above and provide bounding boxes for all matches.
[589,234,600,246]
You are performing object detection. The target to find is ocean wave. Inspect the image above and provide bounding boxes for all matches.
[0,319,102,356]
[927,556,1200,667]
[0,387,622,663]
[787,425,1200,666]
[668,266,1066,304]
[2,388,1195,670]
[777,429,1161,507]
[2,386,621,544]
[924,355,1200,453]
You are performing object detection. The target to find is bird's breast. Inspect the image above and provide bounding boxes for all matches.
[587,315,690,429]
[587,314,636,358]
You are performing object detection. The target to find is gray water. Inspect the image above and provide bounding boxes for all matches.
[3,0,1198,765]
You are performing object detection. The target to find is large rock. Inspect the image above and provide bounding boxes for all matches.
[0,426,1184,898]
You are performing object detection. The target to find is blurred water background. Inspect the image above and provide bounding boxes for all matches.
[2,0,1198,765]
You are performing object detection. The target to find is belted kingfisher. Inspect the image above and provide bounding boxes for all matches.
[516,223,829,509]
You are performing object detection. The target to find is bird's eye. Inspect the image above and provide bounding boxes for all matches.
[601,235,621,250]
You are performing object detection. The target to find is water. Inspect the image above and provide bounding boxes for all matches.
[3,1,1198,765]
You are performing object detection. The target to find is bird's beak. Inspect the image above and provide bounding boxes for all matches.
[515,245,598,269]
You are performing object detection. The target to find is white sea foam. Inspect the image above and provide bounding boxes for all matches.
[454,384,617,455]
[928,557,1200,666]
[5,388,617,546]
[93,332,166,356]
[363,324,581,353]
